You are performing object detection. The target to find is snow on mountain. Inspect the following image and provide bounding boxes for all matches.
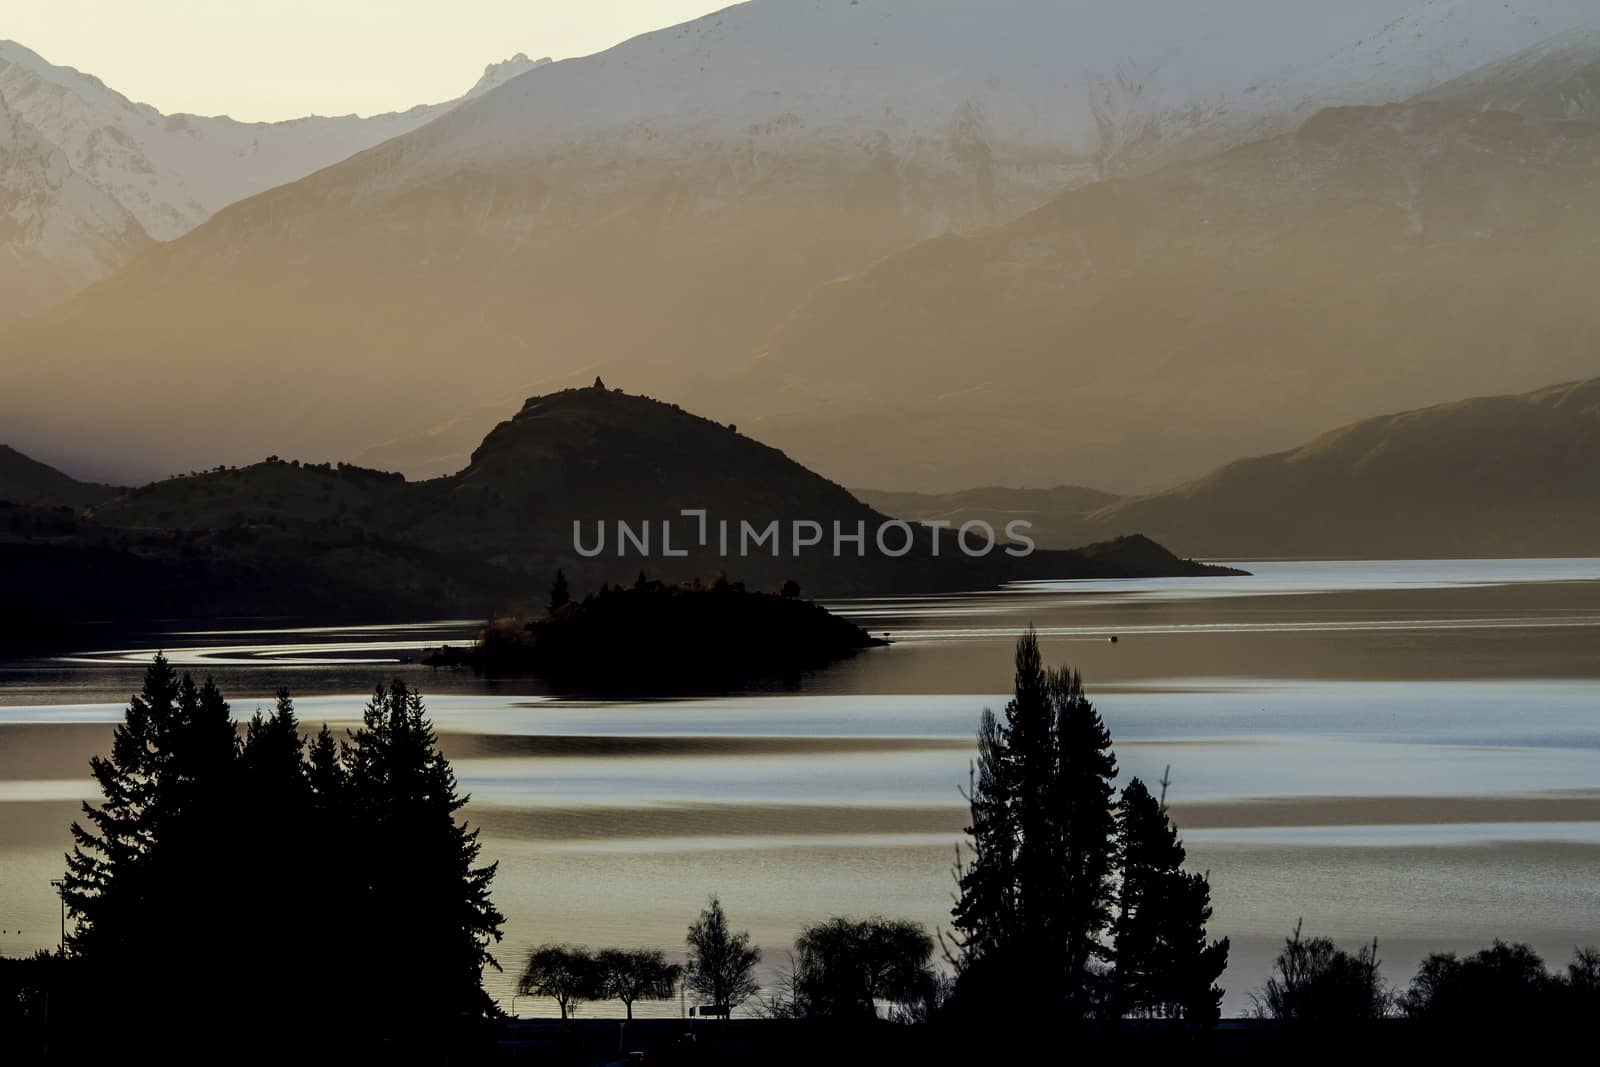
[467,52,551,99]
[409,0,1600,198]
[0,40,547,241]
[0,92,150,324]
[5,1,1600,482]
[1426,24,1600,119]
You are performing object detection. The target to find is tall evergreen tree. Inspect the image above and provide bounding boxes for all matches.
[341,680,505,1038]
[548,569,571,614]
[950,630,1120,1017]
[58,661,507,1051]
[61,658,242,1044]
[1112,776,1228,1022]
[236,690,313,1014]
[62,652,182,961]
[1047,664,1119,1014]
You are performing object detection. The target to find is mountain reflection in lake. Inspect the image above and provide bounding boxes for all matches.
[2,560,1598,1016]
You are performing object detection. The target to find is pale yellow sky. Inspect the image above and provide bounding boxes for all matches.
[7,1,730,122]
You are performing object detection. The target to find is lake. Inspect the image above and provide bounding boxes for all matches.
[3,558,1598,1017]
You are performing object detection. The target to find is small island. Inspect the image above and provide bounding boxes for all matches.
[427,572,887,694]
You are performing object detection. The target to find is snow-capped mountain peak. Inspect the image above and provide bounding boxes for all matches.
[0,90,150,324]
[0,39,536,241]
[467,53,553,99]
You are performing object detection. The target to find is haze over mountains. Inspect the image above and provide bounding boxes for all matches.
[748,83,1600,490]
[3,1,1596,488]
[0,41,545,322]
[865,376,1600,559]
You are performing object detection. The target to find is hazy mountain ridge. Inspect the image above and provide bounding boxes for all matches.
[0,444,120,509]
[5,2,1593,482]
[1081,377,1600,557]
[872,377,1600,558]
[737,83,1600,492]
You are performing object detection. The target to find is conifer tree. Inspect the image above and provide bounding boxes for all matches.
[62,652,182,960]
[62,659,241,1042]
[1048,664,1119,1014]
[342,680,505,1036]
[548,569,571,614]
[1112,775,1228,1022]
[950,630,1120,1018]
[236,690,312,1011]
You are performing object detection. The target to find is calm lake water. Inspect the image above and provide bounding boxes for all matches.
[3,559,1598,1016]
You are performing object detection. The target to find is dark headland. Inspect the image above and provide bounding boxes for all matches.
[1,384,1239,648]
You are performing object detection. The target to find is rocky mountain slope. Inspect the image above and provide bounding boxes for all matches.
[4,2,1590,483]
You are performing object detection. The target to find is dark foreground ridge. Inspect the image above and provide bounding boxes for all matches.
[0,386,1240,647]
[427,575,886,694]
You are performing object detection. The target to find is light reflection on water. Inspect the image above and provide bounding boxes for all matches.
[3,558,1600,1015]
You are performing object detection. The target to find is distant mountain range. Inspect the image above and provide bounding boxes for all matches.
[744,75,1600,491]
[0,384,1228,640]
[0,40,545,323]
[4,2,1596,484]
[865,377,1600,558]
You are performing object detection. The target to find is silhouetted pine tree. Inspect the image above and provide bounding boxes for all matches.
[61,658,242,1044]
[950,630,1119,1018]
[948,708,1020,993]
[1048,663,1119,1016]
[548,569,571,614]
[236,690,313,1018]
[342,680,505,1039]
[1112,776,1228,1022]
[62,652,182,961]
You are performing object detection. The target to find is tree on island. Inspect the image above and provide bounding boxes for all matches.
[1112,773,1229,1021]
[548,568,571,613]
[948,629,1119,1018]
[520,944,599,1020]
[596,948,683,1020]
[687,896,762,1016]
